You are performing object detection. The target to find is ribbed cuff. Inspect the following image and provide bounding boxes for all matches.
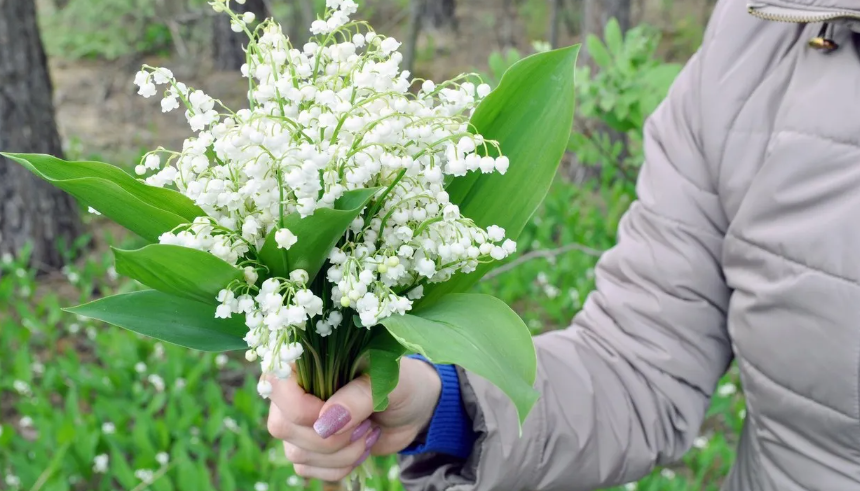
[399,354,476,459]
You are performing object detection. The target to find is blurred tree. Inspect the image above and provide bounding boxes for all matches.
[421,0,456,30]
[286,0,316,48]
[569,0,631,181]
[581,0,630,64]
[213,0,269,71]
[0,0,83,270]
[403,0,457,75]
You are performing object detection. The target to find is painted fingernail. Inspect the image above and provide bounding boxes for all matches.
[364,426,382,449]
[350,419,372,443]
[313,404,351,439]
[353,448,371,469]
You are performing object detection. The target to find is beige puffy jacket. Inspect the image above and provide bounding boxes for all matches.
[399,1,860,489]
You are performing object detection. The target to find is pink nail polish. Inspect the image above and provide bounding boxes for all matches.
[364,426,382,449]
[313,404,351,439]
[350,420,372,443]
[353,448,371,468]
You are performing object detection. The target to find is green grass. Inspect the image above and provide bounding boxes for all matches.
[0,178,744,491]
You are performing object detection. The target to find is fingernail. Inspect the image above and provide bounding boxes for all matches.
[353,448,371,469]
[313,404,351,439]
[350,419,372,443]
[364,426,382,449]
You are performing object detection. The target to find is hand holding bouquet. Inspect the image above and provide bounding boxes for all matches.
[3,0,577,485]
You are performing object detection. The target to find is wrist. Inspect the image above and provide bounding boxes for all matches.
[404,356,442,438]
[399,356,476,459]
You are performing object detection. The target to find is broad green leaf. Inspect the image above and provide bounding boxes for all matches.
[258,187,380,280]
[424,45,579,305]
[176,453,199,491]
[113,244,243,305]
[217,455,237,491]
[1,152,205,241]
[586,34,611,68]
[379,293,538,427]
[604,18,624,56]
[258,230,290,279]
[64,290,248,352]
[364,328,408,411]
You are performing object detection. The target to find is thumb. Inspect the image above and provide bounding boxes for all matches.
[313,374,373,439]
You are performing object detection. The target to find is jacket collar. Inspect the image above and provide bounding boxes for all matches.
[748,0,860,21]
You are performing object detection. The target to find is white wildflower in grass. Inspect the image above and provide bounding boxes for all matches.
[93,454,109,473]
[286,475,302,487]
[175,377,187,390]
[12,380,31,396]
[134,362,147,374]
[255,483,270,491]
[215,353,229,368]
[148,374,166,392]
[624,483,637,491]
[660,469,676,480]
[102,422,116,434]
[5,474,21,489]
[717,382,737,397]
[693,435,709,449]
[156,452,170,466]
[134,469,155,484]
[31,362,44,376]
[223,417,239,432]
[133,0,515,396]
[739,408,747,420]
[19,416,33,428]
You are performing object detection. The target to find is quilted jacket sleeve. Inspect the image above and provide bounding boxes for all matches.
[398,6,735,491]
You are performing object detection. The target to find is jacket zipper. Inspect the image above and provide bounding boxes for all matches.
[747,3,860,23]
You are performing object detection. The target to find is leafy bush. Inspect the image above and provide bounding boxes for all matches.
[568,19,683,190]
[39,0,177,60]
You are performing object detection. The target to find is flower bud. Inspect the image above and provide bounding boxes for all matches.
[289,269,309,284]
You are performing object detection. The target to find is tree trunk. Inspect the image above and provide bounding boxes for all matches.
[0,0,83,271]
[549,0,563,48]
[420,0,456,30]
[402,0,424,76]
[568,0,632,182]
[287,0,316,49]
[580,0,631,64]
[212,0,268,71]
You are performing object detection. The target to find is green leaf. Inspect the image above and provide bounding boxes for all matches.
[364,328,408,411]
[258,188,380,280]
[585,35,611,68]
[423,45,579,305]
[64,290,247,352]
[379,293,538,427]
[604,18,624,56]
[1,153,205,242]
[113,244,244,305]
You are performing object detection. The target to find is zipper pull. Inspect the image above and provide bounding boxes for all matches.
[809,22,839,52]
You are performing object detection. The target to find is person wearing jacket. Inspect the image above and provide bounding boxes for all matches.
[265,0,860,489]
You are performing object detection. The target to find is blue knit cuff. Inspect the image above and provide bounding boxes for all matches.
[399,354,476,459]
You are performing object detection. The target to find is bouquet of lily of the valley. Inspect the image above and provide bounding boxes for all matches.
[3,0,576,482]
